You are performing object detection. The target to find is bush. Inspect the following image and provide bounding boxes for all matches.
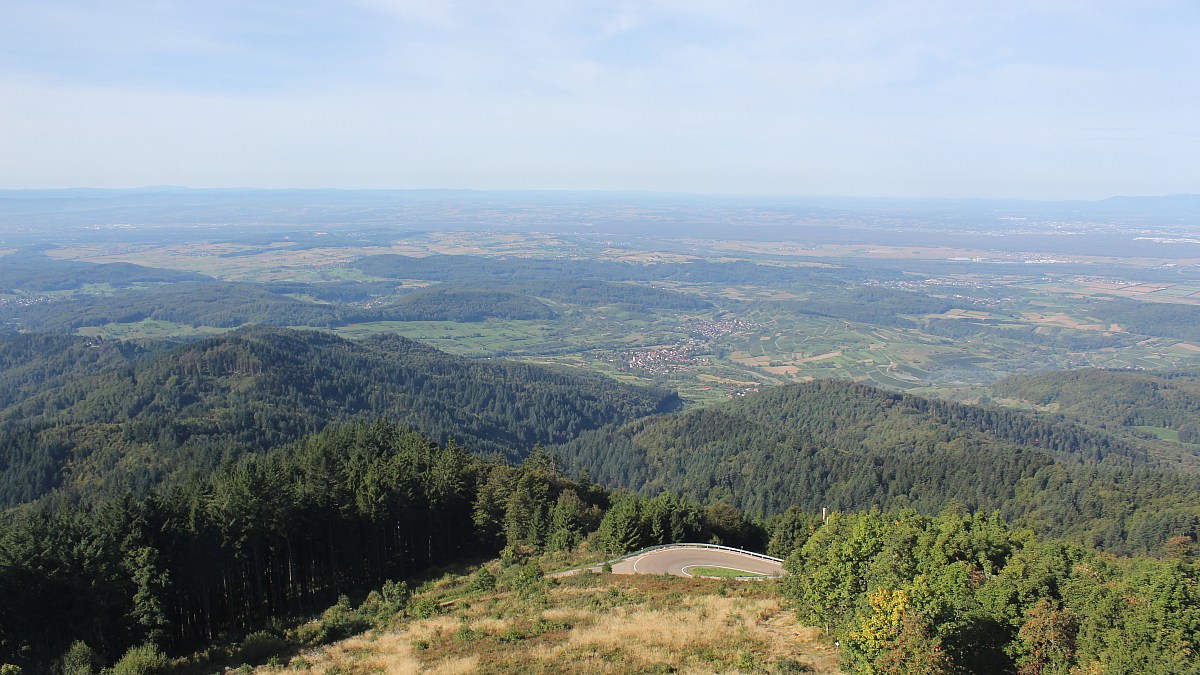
[359,580,410,621]
[455,619,482,643]
[513,562,544,597]
[237,631,289,665]
[293,596,372,646]
[381,580,410,610]
[408,596,442,619]
[470,567,497,592]
[109,644,168,675]
[322,595,371,640]
[59,640,102,675]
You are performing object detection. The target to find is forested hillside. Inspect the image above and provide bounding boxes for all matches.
[993,367,1200,443]
[557,379,1200,553]
[4,281,352,331]
[371,286,556,321]
[0,255,714,333]
[1086,298,1200,343]
[1,281,563,332]
[0,328,678,507]
[3,420,1194,673]
[755,287,974,328]
[0,419,760,672]
[0,252,210,292]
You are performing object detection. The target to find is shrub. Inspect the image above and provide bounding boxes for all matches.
[293,596,372,646]
[408,596,442,619]
[470,567,497,592]
[109,644,168,675]
[514,563,543,592]
[381,580,411,611]
[59,640,101,675]
[359,579,411,621]
[237,631,289,665]
[455,620,481,643]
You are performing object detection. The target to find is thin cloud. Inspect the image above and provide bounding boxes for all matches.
[0,1,1196,197]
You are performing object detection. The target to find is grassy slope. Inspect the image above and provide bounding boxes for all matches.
[256,571,838,675]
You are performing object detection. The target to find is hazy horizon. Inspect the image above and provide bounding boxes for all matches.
[2,185,1198,203]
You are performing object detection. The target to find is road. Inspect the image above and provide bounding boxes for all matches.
[608,545,783,578]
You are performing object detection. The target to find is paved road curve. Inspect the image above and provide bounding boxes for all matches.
[609,545,783,578]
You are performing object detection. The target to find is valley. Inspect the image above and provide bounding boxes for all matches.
[1,190,1198,673]
[7,217,1200,406]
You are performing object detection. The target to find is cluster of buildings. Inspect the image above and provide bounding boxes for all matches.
[0,295,54,309]
[686,318,759,339]
[614,342,708,375]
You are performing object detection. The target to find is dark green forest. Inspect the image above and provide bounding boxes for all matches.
[0,328,678,507]
[756,287,975,328]
[0,281,562,331]
[1086,298,1200,343]
[2,281,354,331]
[558,379,1200,554]
[0,419,760,672]
[371,286,556,321]
[993,367,1200,442]
[2,419,1195,673]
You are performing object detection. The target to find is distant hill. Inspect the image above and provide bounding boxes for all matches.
[0,327,679,507]
[1083,298,1200,343]
[353,253,873,286]
[0,251,210,292]
[992,368,1200,454]
[373,286,556,321]
[0,253,715,333]
[1,281,558,332]
[2,281,350,331]
[557,379,1200,553]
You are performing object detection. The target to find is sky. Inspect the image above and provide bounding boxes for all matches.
[1,1,1198,199]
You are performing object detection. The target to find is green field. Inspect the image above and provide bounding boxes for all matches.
[687,566,767,578]
[76,319,229,340]
[1134,425,1181,442]
[35,230,1200,401]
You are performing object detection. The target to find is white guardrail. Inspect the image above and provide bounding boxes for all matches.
[598,542,786,569]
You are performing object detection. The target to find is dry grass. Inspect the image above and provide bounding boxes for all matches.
[1023,312,1110,332]
[258,574,839,674]
[731,355,772,366]
[794,351,842,364]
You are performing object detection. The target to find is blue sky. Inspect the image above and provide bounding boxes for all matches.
[1,1,1197,199]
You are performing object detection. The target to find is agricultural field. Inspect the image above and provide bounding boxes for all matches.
[21,228,1200,403]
